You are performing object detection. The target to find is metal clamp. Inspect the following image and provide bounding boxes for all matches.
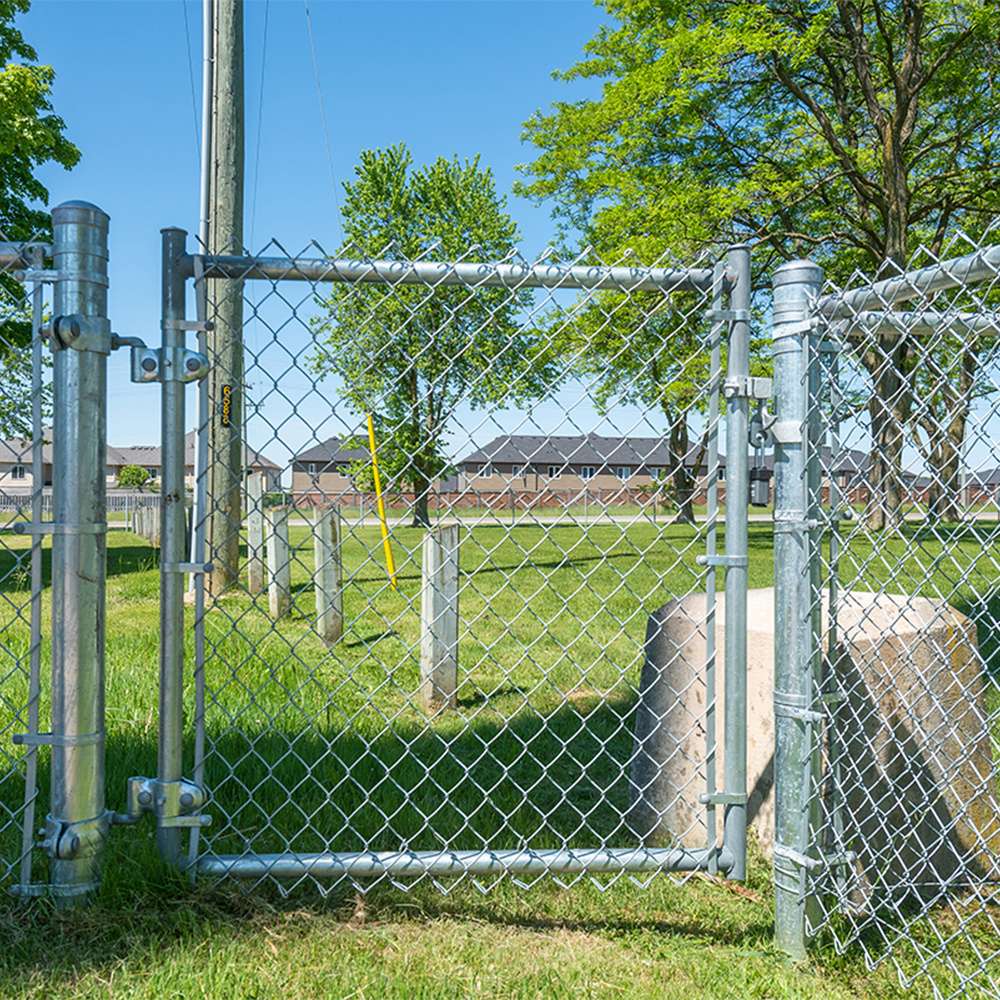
[131,346,210,384]
[696,554,749,568]
[771,317,823,341]
[13,729,105,748]
[38,812,111,861]
[17,268,109,286]
[774,689,824,724]
[723,376,772,400]
[161,319,215,332]
[124,776,212,829]
[43,314,113,355]
[698,792,748,806]
[706,309,751,323]
[161,562,215,574]
[13,522,107,536]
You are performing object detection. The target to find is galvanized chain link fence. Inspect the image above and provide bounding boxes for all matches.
[178,238,755,892]
[797,230,1000,998]
[0,236,48,895]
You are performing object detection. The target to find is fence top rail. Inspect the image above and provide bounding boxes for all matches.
[816,243,1000,317]
[185,252,721,295]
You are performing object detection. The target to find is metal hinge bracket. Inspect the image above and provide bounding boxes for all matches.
[698,792,748,806]
[131,346,210,384]
[124,776,212,829]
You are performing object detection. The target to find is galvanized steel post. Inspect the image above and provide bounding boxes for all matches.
[48,201,111,903]
[721,245,751,881]
[771,260,824,959]
[159,227,189,867]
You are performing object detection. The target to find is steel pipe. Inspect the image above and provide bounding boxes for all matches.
[197,846,738,880]
[188,253,721,294]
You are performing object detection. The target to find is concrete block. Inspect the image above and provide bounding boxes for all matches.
[629,587,1000,894]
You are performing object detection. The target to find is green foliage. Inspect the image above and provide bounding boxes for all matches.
[518,0,1000,275]
[312,144,559,524]
[519,0,1000,528]
[116,465,150,490]
[0,0,79,437]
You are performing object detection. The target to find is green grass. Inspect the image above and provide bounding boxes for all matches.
[3,515,1000,997]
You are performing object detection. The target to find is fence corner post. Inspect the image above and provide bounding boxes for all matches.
[47,200,111,904]
[771,258,825,960]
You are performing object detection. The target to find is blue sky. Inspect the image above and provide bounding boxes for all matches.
[17,0,619,459]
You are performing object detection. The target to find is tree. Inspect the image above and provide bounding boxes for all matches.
[116,465,150,491]
[312,144,560,526]
[518,0,1000,528]
[0,0,80,438]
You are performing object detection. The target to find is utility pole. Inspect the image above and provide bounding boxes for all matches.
[206,0,244,596]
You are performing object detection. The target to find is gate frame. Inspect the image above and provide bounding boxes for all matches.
[158,236,756,884]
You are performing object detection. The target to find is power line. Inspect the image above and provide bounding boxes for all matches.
[248,0,270,250]
[182,0,202,158]
[303,0,342,244]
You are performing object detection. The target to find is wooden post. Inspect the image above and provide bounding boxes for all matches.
[420,522,459,712]
[247,472,264,594]
[265,507,291,619]
[313,505,343,643]
[206,0,245,596]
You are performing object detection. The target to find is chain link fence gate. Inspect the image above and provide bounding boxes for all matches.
[155,234,757,892]
[773,233,1000,995]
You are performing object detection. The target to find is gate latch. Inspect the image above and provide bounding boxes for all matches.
[122,776,212,829]
[723,376,772,400]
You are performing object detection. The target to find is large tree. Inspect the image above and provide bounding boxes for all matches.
[312,144,559,526]
[0,0,80,438]
[518,0,1000,528]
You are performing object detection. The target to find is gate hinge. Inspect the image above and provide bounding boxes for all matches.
[122,776,212,829]
[38,811,111,861]
[723,376,772,400]
[42,315,113,355]
[131,346,210,384]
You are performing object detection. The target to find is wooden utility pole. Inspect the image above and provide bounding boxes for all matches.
[206,0,245,596]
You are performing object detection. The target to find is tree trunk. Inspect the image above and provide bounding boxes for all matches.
[668,419,696,525]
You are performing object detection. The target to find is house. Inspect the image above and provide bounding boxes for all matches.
[0,430,282,494]
[456,434,725,494]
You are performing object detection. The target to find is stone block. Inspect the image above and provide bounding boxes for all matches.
[628,587,1000,895]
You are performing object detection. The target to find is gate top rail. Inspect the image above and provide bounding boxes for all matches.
[185,252,721,295]
[816,242,1000,318]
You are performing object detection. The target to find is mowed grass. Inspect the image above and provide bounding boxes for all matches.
[2,515,1000,997]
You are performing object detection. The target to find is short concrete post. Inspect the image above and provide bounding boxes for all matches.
[420,522,459,712]
[247,472,265,595]
[314,505,343,643]
[265,507,291,619]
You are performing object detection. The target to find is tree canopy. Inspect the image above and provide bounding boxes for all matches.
[518,0,1000,527]
[312,144,559,526]
[0,0,80,438]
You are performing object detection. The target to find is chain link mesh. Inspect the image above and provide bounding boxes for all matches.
[0,238,48,894]
[807,227,1000,997]
[186,241,734,893]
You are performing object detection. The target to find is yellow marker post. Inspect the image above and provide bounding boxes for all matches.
[367,413,398,590]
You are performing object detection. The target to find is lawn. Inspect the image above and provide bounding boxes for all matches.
[2,514,1000,998]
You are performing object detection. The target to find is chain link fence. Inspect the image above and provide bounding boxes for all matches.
[179,239,754,892]
[0,236,48,895]
[800,229,1000,997]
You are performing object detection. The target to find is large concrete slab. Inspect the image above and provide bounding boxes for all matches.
[628,587,1000,896]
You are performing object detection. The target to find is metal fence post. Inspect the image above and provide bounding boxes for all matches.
[47,201,111,903]
[722,245,751,881]
[771,259,824,959]
[158,227,189,867]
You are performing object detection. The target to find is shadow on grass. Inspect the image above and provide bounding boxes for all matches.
[0,541,161,595]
